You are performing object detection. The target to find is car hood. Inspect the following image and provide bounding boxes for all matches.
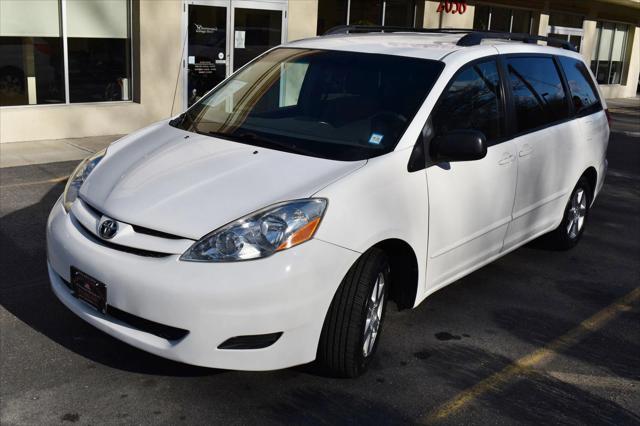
[80,122,366,240]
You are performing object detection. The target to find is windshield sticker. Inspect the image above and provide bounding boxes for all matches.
[369,133,384,145]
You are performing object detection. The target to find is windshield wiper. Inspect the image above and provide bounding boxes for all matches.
[229,130,318,157]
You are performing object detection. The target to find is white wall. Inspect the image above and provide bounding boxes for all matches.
[288,0,318,41]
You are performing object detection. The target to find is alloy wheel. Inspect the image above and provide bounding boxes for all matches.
[567,188,587,239]
[363,272,385,358]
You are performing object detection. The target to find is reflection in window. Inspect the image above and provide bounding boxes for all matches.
[591,22,629,85]
[558,56,601,116]
[0,0,64,106]
[432,61,503,143]
[507,57,570,133]
[66,0,131,102]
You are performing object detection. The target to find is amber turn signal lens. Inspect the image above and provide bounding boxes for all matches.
[277,217,321,251]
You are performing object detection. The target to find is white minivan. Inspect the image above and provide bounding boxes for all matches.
[47,28,609,377]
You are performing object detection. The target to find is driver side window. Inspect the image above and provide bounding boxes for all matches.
[432,60,504,144]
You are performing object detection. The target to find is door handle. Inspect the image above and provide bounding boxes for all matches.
[498,153,514,165]
[519,144,534,157]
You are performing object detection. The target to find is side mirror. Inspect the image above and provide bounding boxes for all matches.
[431,130,487,163]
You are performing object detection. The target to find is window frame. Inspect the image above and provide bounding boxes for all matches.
[428,55,510,148]
[0,0,134,109]
[499,53,574,139]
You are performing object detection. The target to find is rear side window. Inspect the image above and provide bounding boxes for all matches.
[506,57,570,134]
[432,60,504,144]
[558,56,602,117]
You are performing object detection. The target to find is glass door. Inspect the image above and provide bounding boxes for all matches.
[186,1,230,106]
[230,1,287,73]
[184,0,287,109]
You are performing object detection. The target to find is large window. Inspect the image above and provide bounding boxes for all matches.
[507,57,570,134]
[0,0,132,107]
[591,22,629,85]
[316,0,420,35]
[0,0,64,106]
[473,6,532,34]
[432,60,504,144]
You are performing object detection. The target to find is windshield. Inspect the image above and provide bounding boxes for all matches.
[171,48,444,161]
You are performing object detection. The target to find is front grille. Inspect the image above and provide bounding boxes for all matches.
[72,215,172,258]
[61,277,189,341]
[81,198,186,240]
[131,224,185,240]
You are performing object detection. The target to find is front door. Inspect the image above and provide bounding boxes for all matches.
[425,59,517,290]
[185,0,287,108]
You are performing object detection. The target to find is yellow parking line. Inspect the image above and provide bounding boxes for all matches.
[0,176,68,189]
[422,287,640,424]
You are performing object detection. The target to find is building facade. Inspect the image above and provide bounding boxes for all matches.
[1,0,638,143]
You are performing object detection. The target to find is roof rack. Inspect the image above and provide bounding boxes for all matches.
[457,32,577,51]
[323,25,578,52]
[323,25,471,36]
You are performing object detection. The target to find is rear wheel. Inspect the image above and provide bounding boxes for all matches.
[545,177,591,250]
[316,248,389,378]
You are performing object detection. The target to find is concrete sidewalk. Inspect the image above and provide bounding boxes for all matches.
[0,135,121,169]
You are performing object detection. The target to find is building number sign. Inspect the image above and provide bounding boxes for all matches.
[437,0,468,14]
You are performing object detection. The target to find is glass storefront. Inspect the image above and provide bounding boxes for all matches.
[66,0,132,103]
[0,0,132,107]
[0,0,64,106]
[473,5,532,34]
[316,0,420,35]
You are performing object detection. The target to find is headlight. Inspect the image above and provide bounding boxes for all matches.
[180,199,328,262]
[62,149,106,212]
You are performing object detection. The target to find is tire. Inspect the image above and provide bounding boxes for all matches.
[316,248,389,378]
[544,177,592,250]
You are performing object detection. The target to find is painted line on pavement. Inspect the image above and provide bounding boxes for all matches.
[421,287,640,424]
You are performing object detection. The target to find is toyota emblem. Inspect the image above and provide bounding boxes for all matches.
[99,219,118,239]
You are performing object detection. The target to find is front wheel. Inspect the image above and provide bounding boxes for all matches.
[545,177,591,250]
[316,248,389,378]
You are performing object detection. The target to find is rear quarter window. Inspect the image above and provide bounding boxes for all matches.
[557,56,602,117]
[506,56,570,134]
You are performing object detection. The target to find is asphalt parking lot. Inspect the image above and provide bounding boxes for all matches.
[1,107,639,425]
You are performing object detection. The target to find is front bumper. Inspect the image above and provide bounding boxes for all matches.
[46,199,359,370]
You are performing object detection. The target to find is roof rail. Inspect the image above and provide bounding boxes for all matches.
[457,32,577,51]
[323,25,473,36]
[323,25,578,52]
